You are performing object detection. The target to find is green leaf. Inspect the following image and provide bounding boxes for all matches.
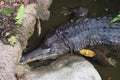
[15,4,25,24]
[117,14,120,17]
[110,13,120,23]
[5,32,10,37]
[0,9,14,14]
[110,17,120,23]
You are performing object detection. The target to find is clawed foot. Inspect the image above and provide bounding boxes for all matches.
[108,57,117,66]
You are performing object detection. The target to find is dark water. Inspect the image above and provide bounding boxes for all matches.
[29,0,120,80]
[95,62,120,80]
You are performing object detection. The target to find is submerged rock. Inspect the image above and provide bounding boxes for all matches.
[25,55,102,80]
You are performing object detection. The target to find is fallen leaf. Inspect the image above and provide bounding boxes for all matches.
[79,49,96,57]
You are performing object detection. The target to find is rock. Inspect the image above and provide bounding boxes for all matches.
[25,55,102,80]
[0,42,22,80]
[37,0,53,20]
[18,0,53,49]
[0,3,37,79]
[0,0,52,80]
[18,3,38,49]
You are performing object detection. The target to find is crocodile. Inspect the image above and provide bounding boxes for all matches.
[20,7,120,66]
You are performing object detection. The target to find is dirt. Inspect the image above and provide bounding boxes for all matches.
[0,0,38,45]
[0,13,16,44]
[0,0,21,44]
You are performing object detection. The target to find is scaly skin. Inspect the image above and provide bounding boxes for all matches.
[20,10,120,66]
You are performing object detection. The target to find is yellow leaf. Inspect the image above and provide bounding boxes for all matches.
[79,49,96,57]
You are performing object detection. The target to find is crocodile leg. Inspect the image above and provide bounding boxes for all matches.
[91,49,116,66]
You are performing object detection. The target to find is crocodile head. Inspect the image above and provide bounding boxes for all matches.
[20,45,69,64]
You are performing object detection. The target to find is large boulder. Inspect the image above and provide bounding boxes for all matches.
[25,55,102,80]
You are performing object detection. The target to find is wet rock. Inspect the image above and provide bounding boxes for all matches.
[25,55,102,80]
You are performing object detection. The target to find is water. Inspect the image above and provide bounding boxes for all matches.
[95,62,120,80]
[29,0,120,80]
